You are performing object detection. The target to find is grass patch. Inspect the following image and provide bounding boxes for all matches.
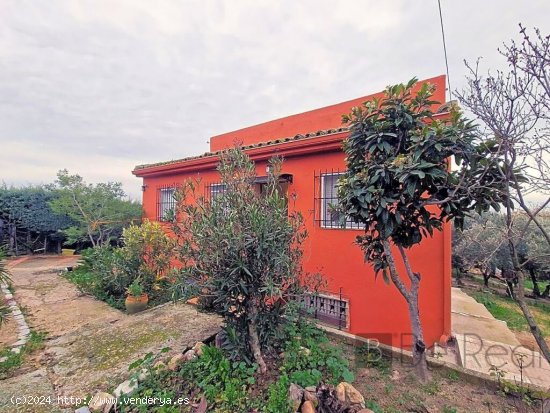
[0,330,47,379]
[524,278,550,293]
[472,291,550,335]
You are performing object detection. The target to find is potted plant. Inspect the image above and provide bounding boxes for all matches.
[125,279,148,314]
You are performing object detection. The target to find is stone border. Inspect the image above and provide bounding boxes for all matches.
[0,281,31,361]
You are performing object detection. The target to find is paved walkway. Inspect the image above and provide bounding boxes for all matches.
[451,287,550,390]
[0,256,221,413]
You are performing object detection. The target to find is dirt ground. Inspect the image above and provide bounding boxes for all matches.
[0,311,18,348]
[340,341,546,413]
[0,255,221,413]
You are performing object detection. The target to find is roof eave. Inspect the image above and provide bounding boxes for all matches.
[132,131,348,178]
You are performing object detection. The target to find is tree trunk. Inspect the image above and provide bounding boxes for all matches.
[483,268,491,287]
[247,302,267,374]
[406,290,430,382]
[504,196,550,362]
[8,223,16,255]
[529,270,541,297]
[44,236,48,255]
[382,241,430,382]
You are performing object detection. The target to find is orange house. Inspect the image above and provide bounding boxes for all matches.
[132,75,452,350]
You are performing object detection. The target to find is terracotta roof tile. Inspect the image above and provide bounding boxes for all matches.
[134,127,349,171]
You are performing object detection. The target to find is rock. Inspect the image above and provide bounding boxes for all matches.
[186,297,199,305]
[288,383,304,411]
[305,386,316,393]
[299,346,311,356]
[0,356,7,362]
[75,407,91,413]
[138,368,150,381]
[301,400,316,413]
[153,360,166,370]
[168,353,185,371]
[303,389,318,407]
[12,339,26,347]
[113,379,138,397]
[192,341,206,357]
[88,392,115,413]
[335,382,365,408]
[357,410,374,413]
[183,349,197,361]
[11,347,21,354]
[391,369,400,381]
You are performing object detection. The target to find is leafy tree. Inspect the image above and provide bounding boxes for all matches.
[171,148,316,374]
[456,25,550,362]
[0,185,71,254]
[49,170,142,247]
[454,212,550,296]
[338,79,505,380]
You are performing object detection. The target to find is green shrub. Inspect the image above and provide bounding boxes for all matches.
[265,374,292,413]
[281,320,355,387]
[171,149,319,372]
[65,221,174,310]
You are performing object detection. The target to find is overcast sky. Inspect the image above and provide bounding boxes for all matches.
[1,0,549,199]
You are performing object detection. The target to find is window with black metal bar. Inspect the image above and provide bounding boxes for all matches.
[156,185,176,221]
[314,170,363,229]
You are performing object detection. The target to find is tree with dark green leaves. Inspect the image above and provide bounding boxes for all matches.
[338,79,506,380]
[49,170,142,247]
[171,149,316,374]
[0,185,71,254]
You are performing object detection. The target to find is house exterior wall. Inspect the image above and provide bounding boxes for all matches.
[134,75,451,349]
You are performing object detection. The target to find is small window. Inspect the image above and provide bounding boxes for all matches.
[320,173,362,229]
[301,292,349,329]
[209,183,227,200]
[157,187,176,221]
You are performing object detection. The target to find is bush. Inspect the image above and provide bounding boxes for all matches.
[172,148,320,373]
[66,220,175,310]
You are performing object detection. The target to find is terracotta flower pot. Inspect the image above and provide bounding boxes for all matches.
[125,294,149,314]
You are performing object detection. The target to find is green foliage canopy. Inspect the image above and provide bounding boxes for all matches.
[49,169,142,246]
[338,79,507,277]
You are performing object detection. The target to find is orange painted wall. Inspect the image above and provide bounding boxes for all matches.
[136,75,451,349]
[210,75,446,152]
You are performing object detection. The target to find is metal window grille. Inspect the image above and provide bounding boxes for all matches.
[301,290,349,330]
[204,182,227,203]
[314,170,363,229]
[156,185,177,221]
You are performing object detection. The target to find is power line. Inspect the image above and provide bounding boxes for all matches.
[437,0,452,101]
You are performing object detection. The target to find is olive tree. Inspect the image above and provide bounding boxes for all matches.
[338,79,505,380]
[171,148,314,373]
[456,25,550,362]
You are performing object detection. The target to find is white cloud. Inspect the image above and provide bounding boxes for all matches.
[0,0,549,198]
